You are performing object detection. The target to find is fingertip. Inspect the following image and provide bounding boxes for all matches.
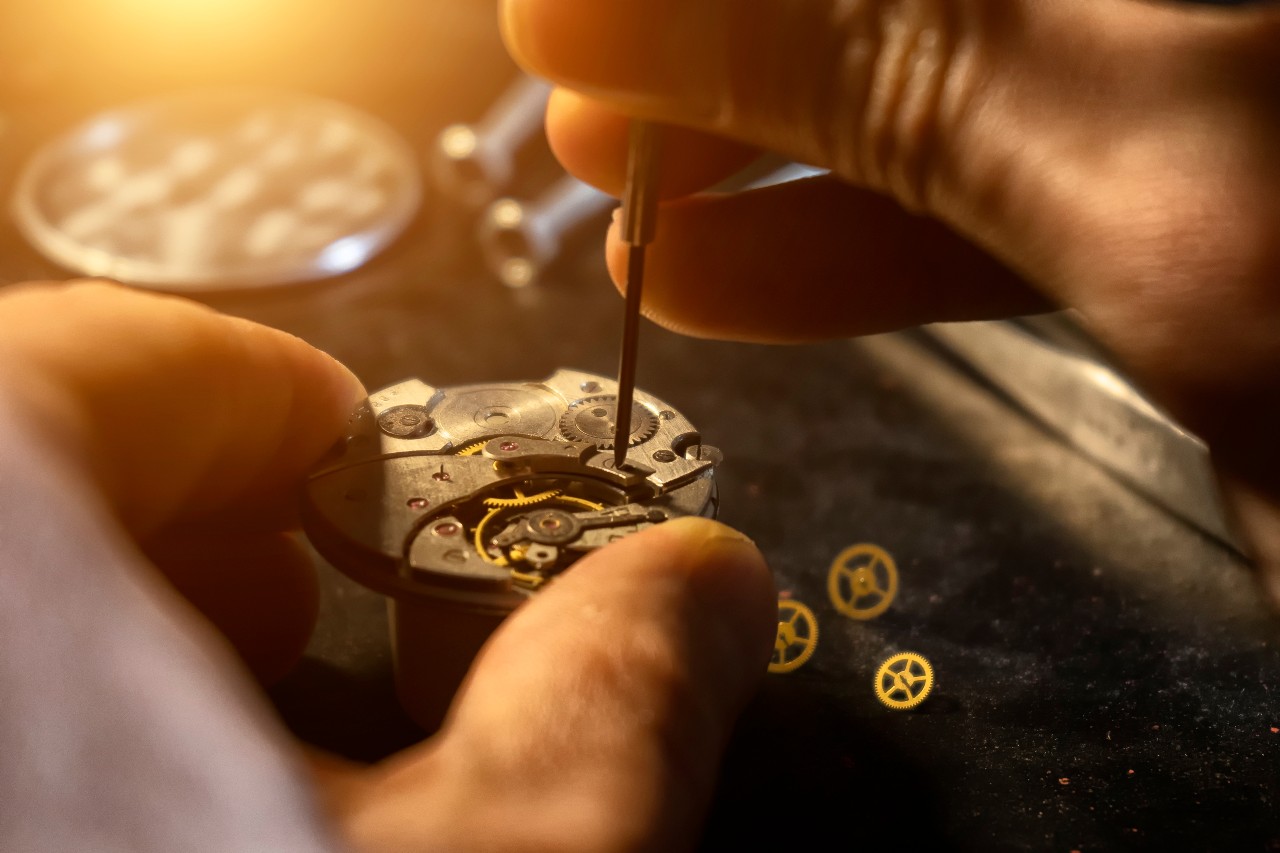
[247,317,366,422]
[500,0,663,98]
[332,358,368,412]
[395,516,775,850]
[648,517,777,677]
[470,513,777,718]
[297,340,367,421]
[648,515,762,570]
[545,88,631,196]
[547,88,761,200]
[562,518,775,707]
[499,0,583,84]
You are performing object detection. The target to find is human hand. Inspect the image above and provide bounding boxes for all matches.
[499,0,1280,595]
[0,280,774,851]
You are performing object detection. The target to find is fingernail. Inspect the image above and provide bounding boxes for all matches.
[660,516,756,549]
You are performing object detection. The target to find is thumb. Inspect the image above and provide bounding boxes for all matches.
[339,517,776,853]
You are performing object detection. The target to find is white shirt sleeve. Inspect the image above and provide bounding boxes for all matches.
[0,397,343,853]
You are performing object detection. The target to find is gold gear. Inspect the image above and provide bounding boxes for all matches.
[768,599,819,674]
[873,652,934,710]
[483,489,562,508]
[455,440,488,456]
[549,494,604,512]
[474,493,607,569]
[828,543,899,620]
[558,396,659,449]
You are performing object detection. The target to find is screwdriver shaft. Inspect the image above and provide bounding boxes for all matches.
[614,247,646,466]
[613,121,662,467]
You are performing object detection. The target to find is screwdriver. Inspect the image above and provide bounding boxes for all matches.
[612,120,662,468]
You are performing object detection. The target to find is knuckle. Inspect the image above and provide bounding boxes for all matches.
[833,0,969,211]
[739,0,982,212]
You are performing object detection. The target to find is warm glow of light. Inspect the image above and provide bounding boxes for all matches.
[59,0,308,84]
[90,0,299,44]
[1,1,507,140]
[490,199,524,230]
[440,125,478,160]
[108,0,269,28]
[500,258,535,288]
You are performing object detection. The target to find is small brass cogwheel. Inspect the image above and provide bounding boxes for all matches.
[873,652,934,710]
[769,599,819,674]
[828,543,899,620]
[558,395,659,449]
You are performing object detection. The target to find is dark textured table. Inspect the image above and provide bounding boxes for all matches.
[1,2,1276,850]
[258,266,1277,853]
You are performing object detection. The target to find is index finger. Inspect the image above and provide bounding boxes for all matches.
[0,280,365,537]
[546,88,758,198]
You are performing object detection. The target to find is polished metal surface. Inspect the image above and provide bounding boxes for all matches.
[477,176,612,287]
[927,317,1244,551]
[431,75,551,209]
[430,384,562,441]
[737,161,827,190]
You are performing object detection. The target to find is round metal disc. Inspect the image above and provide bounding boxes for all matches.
[430,387,560,442]
[11,88,421,290]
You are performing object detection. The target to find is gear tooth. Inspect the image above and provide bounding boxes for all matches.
[558,405,597,445]
[873,652,934,710]
[483,489,562,509]
[559,395,659,449]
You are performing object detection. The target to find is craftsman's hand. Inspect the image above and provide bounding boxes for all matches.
[0,281,774,851]
[500,0,1280,596]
